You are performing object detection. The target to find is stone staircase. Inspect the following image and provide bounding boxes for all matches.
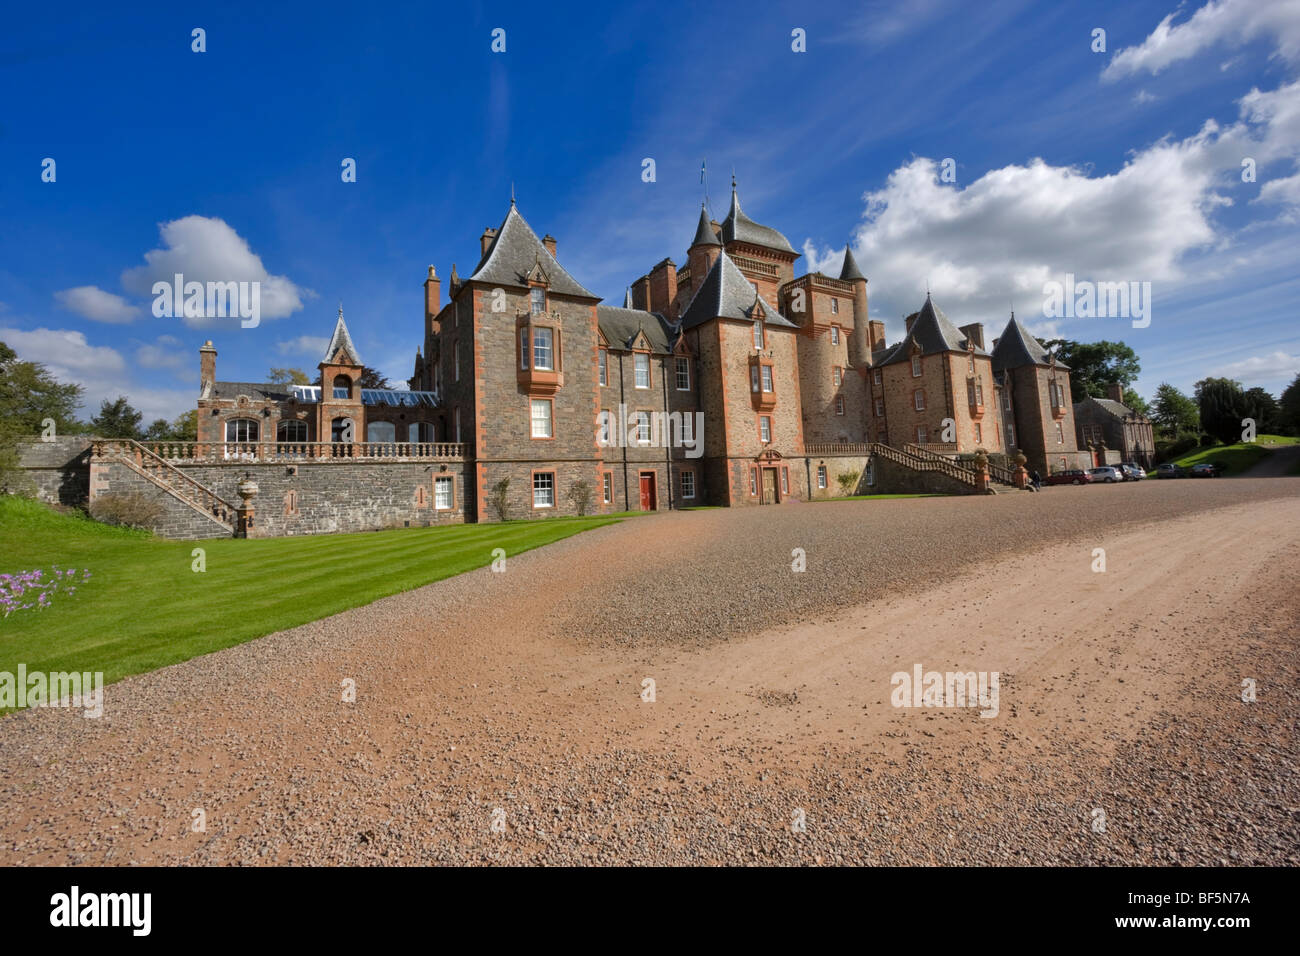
[92,439,236,534]
[867,442,985,490]
[902,443,1019,488]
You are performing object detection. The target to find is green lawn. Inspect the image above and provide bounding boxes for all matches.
[1158,441,1272,475]
[0,497,624,709]
[1258,434,1300,446]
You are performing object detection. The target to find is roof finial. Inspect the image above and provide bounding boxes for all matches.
[731,168,737,191]
[338,300,344,319]
[510,181,516,206]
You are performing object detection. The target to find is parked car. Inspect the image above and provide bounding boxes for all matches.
[1088,466,1123,483]
[1156,463,1185,479]
[1045,469,1093,485]
[1190,462,1219,478]
[1118,462,1146,480]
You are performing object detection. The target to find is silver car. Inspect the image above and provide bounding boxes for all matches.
[1088,466,1122,483]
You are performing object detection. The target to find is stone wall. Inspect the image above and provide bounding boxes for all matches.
[16,437,92,506]
[870,454,986,496]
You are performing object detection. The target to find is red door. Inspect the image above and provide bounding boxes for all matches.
[638,473,656,510]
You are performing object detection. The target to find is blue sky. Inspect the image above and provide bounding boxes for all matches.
[2,0,1298,421]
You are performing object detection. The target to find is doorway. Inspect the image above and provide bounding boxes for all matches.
[638,472,657,511]
[762,467,779,504]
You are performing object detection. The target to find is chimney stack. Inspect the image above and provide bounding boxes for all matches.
[905,312,918,334]
[1106,383,1124,403]
[199,340,217,394]
[959,323,985,351]
[424,266,440,322]
[542,234,557,259]
[869,320,886,353]
[480,227,498,257]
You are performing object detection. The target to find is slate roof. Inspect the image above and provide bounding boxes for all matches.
[1077,396,1140,419]
[323,310,362,366]
[596,306,672,353]
[878,295,988,366]
[839,245,866,282]
[990,313,1067,371]
[677,250,798,332]
[690,204,721,247]
[469,203,597,298]
[720,188,797,255]
[210,382,293,402]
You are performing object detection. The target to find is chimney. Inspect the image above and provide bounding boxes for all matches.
[992,337,1000,351]
[959,323,985,350]
[480,227,498,257]
[648,258,677,314]
[542,234,557,258]
[199,340,217,393]
[905,312,918,334]
[1106,383,1124,403]
[424,266,440,321]
[633,275,652,311]
[869,320,886,353]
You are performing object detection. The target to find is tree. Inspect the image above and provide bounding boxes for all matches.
[358,366,392,390]
[142,410,197,442]
[1194,377,1250,445]
[90,396,144,439]
[1151,383,1200,438]
[1278,372,1300,436]
[1243,387,1279,435]
[0,340,85,494]
[1041,339,1142,404]
[1122,388,1150,417]
[268,367,311,385]
[487,477,511,521]
[566,479,593,516]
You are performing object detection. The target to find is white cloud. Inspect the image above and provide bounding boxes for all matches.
[1212,350,1300,382]
[1103,0,1300,81]
[0,325,191,422]
[135,335,189,375]
[275,335,330,358]
[53,285,140,323]
[120,215,312,325]
[1132,90,1158,105]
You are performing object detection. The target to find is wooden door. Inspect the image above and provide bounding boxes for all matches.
[639,473,656,510]
[762,467,778,504]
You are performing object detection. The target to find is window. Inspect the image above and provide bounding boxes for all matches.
[1006,423,1016,447]
[332,375,352,400]
[602,472,612,504]
[435,476,453,510]
[912,355,922,377]
[761,365,773,393]
[968,355,975,373]
[976,383,984,405]
[914,389,925,411]
[750,366,760,393]
[675,357,690,390]
[598,348,607,386]
[875,398,885,417]
[968,381,977,406]
[635,411,651,445]
[1003,390,1012,412]
[519,329,529,370]
[634,352,650,388]
[533,472,555,508]
[974,423,982,443]
[226,418,259,442]
[917,425,929,444]
[276,419,307,442]
[780,468,789,494]
[679,413,694,443]
[598,409,613,445]
[1055,422,1065,444]
[530,399,552,439]
[530,286,545,315]
[833,367,842,386]
[409,421,435,443]
[533,327,554,370]
[454,407,461,443]
[331,417,354,443]
[367,421,396,443]
[753,321,764,349]
[750,467,758,495]
[453,340,460,381]
[759,416,772,443]
[831,299,839,316]
[817,465,827,489]
[866,460,875,486]
[873,369,882,385]
[835,395,845,416]
[681,470,695,499]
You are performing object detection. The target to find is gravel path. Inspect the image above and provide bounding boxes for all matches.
[0,477,1296,865]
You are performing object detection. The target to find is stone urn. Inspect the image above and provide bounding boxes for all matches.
[237,476,259,502]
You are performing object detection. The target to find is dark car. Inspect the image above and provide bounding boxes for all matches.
[1190,462,1218,478]
[1155,463,1184,479]
[1045,469,1093,485]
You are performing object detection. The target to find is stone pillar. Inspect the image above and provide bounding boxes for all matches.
[1013,452,1030,490]
[974,449,992,494]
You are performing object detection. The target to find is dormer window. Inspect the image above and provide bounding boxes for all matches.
[530,286,546,315]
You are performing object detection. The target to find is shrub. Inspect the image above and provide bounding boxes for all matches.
[487,477,511,522]
[88,492,163,530]
[836,471,860,495]
[566,479,593,516]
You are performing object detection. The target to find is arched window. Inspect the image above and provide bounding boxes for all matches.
[409,421,435,443]
[333,375,352,400]
[367,421,396,443]
[277,419,308,442]
[331,417,354,442]
[225,418,259,442]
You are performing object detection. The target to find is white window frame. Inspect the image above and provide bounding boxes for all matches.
[675,356,691,391]
[532,327,554,371]
[753,321,763,349]
[750,365,760,393]
[634,352,650,389]
[761,365,773,393]
[835,395,845,416]
[602,472,612,504]
[911,355,922,377]
[831,299,839,317]
[873,368,882,385]
[530,399,552,439]
[759,416,772,443]
[817,466,827,489]
[533,472,555,508]
[530,286,546,315]
[434,476,453,510]
[914,389,925,411]
[917,426,928,444]
[635,411,651,445]
[681,470,695,499]
[598,349,607,386]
